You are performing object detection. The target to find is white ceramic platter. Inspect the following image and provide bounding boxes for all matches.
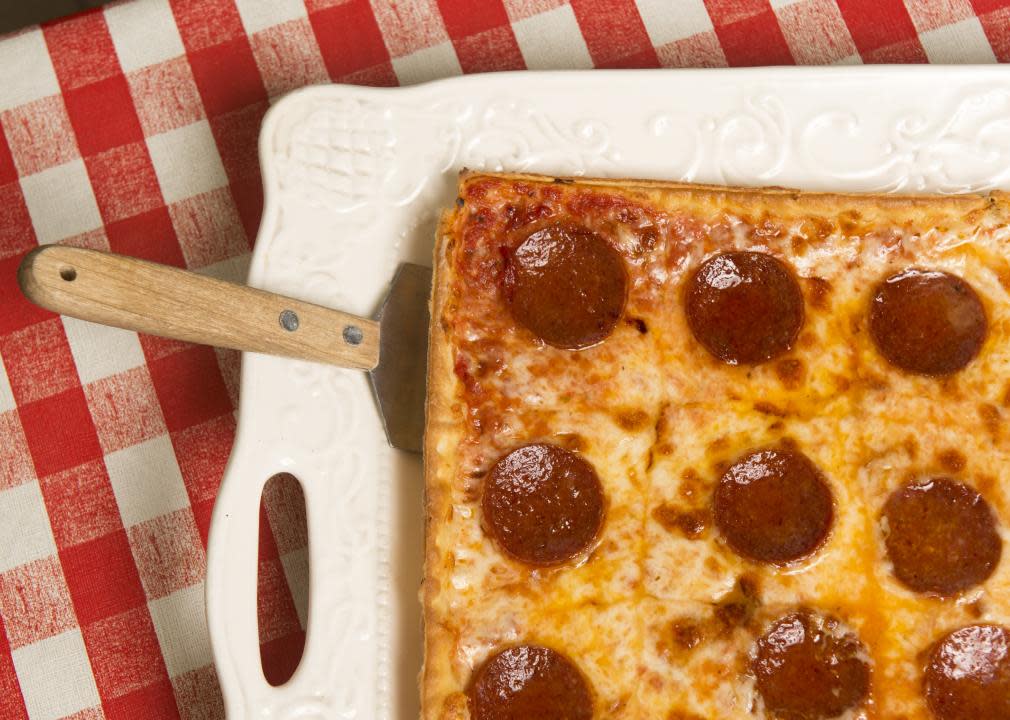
[205,67,1010,720]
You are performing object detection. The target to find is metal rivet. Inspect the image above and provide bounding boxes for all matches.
[60,267,77,282]
[343,325,364,345]
[279,310,299,331]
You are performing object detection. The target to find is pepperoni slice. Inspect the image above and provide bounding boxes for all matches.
[713,448,834,564]
[753,611,871,720]
[482,444,605,566]
[685,252,804,365]
[869,269,987,376]
[468,645,593,720]
[924,624,1010,720]
[504,222,627,349]
[882,478,1001,596]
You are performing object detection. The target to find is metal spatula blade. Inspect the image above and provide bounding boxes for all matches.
[19,246,434,454]
[369,263,432,454]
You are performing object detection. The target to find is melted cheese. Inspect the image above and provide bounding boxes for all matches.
[422,174,1010,720]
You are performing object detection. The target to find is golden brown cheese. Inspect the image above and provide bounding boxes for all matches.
[422,172,1010,720]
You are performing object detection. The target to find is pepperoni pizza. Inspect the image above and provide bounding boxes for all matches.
[422,172,1010,720]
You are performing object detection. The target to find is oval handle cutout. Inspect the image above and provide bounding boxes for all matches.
[258,472,309,686]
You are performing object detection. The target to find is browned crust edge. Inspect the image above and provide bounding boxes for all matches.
[420,205,465,720]
[459,169,1005,217]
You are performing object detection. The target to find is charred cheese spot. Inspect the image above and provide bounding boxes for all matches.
[804,277,832,310]
[979,403,1001,439]
[652,504,710,539]
[614,408,651,432]
[937,448,967,473]
[774,357,805,389]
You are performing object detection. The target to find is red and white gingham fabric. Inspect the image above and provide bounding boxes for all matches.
[0,0,1008,717]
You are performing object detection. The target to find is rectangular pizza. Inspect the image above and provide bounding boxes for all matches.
[422,171,1010,720]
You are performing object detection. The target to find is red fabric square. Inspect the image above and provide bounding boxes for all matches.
[1,95,79,177]
[260,630,306,687]
[82,606,169,700]
[106,206,185,268]
[0,253,54,336]
[171,665,223,720]
[63,75,145,156]
[972,0,1010,10]
[249,19,330,99]
[190,497,215,548]
[569,0,659,67]
[257,556,300,643]
[60,529,146,625]
[977,6,1010,60]
[43,9,121,91]
[0,411,35,490]
[0,555,76,649]
[453,26,525,73]
[836,0,923,55]
[0,317,79,406]
[0,125,15,185]
[215,347,240,410]
[208,102,267,238]
[19,386,103,478]
[148,345,232,433]
[258,505,280,564]
[0,617,28,720]
[437,0,510,36]
[40,458,121,548]
[187,37,267,118]
[862,37,929,62]
[172,414,234,505]
[127,509,206,600]
[62,227,111,252]
[309,0,392,79]
[128,58,206,137]
[139,334,193,363]
[85,366,168,455]
[0,183,36,261]
[85,142,163,224]
[713,8,794,65]
[339,62,399,87]
[704,0,771,25]
[168,188,247,269]
[103,676,181,720]
[263,473,308,556]
[170,0,246,52]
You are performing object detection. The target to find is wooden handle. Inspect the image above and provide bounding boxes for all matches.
[18,245,379,370]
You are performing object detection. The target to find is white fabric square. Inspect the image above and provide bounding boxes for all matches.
[0,29,60,112]
[147,120,229,204]
[196,253,251,284]
[104,0,187,72]
[62,317,146,385]
[920,17,997,64]
[0,353,14,414]
[392,42,462,86]
[513,5,594,70]
[769,0,806,8]
[281,547,309,628]
[13,629,101,720]
[148,581,212,677]
[636,0,713,46]
[0,481,56,573]
[105,435,189,528]
[235,0,307,34]
[20,160,103,244]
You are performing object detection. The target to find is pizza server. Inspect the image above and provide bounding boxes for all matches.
[18,245,431,453]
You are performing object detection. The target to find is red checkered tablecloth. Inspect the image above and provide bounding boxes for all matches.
[0,0,1007,718]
